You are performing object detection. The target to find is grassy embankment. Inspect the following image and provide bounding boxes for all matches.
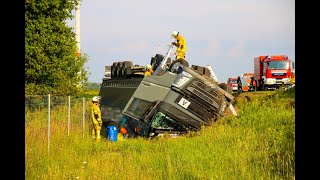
[25,89,295,179]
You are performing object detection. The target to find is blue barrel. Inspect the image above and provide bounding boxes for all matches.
[107,126,118,142]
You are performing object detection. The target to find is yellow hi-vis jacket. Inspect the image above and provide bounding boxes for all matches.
[144,69,153,76]
[175,34,186,54]
[91,102,102,125]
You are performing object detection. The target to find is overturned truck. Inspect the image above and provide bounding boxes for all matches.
[99,47,235,138]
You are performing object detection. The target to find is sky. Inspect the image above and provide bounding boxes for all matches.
[67,0,295,83]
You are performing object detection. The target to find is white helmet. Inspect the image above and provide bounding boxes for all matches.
[146,64,152,70]
[171,31,178,38]
[92,96,100,102]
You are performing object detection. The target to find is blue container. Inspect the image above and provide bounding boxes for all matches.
[107,126,118,142]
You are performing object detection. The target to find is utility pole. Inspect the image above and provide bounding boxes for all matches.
[75,2,80,56]
[75,1,82,87]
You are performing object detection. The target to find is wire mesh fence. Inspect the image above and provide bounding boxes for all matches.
[25,95,87,111]
[25,94,94,155]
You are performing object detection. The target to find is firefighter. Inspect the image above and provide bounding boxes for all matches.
[171,31,187,61]
[144,64,153,76]
[237,76,242,93]
[253,79,257,91]
[249,77,254,91]
[91,96,102,142]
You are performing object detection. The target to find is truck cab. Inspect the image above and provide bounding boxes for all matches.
[254,55,292,90]
[227,77,238,92]
[122,62,235,138]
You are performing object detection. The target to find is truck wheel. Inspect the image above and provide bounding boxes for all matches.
[260,80,267,91]
[114,62,119,77]
[123,61,133,78]
[153,54,164,70]
[111,62,119,77]
[117,62,124,78]
[155,54,164,63]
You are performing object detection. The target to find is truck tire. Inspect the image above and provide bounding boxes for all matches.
[123,61,133,78]
[155,54,164,63]
[261,80,266,91]
[117,62,124,78]
[111,62,119,77]
[153,54,164,70]
[257,79,263,91]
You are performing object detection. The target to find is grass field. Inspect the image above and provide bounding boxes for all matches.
[25,89,295,179]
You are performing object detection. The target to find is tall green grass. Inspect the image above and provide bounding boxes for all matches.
[25,90,295,179]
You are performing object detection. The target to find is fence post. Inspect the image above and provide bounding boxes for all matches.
[48,94,50,156]
[83,97,85,138]
[68,95,71,136]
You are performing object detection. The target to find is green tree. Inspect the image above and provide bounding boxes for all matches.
[83,82,101,90]
[25,0,89,96]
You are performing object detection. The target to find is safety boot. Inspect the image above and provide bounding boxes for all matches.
[95,137,101,142]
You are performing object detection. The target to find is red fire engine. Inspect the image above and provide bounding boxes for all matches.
[253,55,293,90]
